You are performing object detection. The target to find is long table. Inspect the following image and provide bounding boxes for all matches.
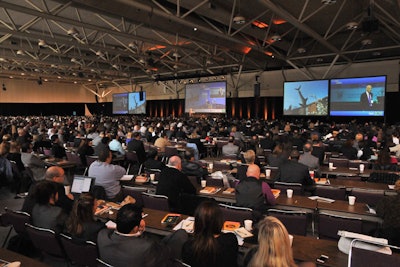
[0,248,50,267]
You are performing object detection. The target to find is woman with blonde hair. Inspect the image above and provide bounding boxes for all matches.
[244,216,298,267]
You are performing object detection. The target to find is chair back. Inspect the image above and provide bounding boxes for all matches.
[350,189,384,206]
[329,157,349,168]
[97,258,115,267]
[268,209,308,236]
[368,171,400,184]
[59,233,98,267]
[121,186,147,207]
[318,212,362,240]
[25,223,66,259]
[349,239,400,267]
[205,176,224,187]
[85,156,98,167]
[316,186,347,201]
[66,151,84,167]
[219,204,253,224]
[274,182,303,195]
[164,146,179,158]
[1,208,31,248]
[142,193,170,211]
[212,161,231,171]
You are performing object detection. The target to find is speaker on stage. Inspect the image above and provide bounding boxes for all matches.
[254,83,260,97]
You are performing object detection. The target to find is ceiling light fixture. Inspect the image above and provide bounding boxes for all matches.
[2,83,6,91]
[38,39,47,47]
[16,50,25,55]
[346,21,359,30]
[271,34,282,41]
[233,0,245,24]
[361,39,372,46]
[95,50,104,57]
[67,27,79,37]
[297,47,306,54]
[321,0,336,5]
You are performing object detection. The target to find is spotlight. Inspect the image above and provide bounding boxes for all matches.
[2,83,6,91]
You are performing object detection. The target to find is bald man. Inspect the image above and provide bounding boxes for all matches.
[156,156,196,212]
[235,164,276,214]
[22,166,73,214]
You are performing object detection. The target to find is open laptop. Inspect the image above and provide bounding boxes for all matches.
[71,175,96,195]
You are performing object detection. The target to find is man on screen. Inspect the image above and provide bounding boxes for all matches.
[360,84,373,109]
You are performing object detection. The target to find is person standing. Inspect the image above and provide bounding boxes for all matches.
[360,84,373,110]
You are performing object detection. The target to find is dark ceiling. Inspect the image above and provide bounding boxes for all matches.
[0,0,399,87]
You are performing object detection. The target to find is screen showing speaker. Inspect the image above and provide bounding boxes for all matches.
[329,75,385,116]
[283,80,329,116]
[128,91,146,114]
[185,82,226,113]
[112,93,128,114]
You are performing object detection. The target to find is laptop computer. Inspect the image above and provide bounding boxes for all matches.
[71,175,96,195]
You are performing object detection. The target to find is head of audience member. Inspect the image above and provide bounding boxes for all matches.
[0,141,10,157]
[184,149,195,161]
[247,216,296,267]
[51,134,59,144]
[168,155,182,171]
[355,133,364,142]
[394,179,400,193]
[146,148,158,160]
[101,136,110,145]
[133,132,141,140]
[34,180,58,205]
[116,203,145,235]
[376,146,392,166]
[20,142,32,153]
[289,149,300,161]
[246,164,261,180]
[192,200,223,260]
[302,142,313,154]
[98,146,112,163]
[243,150,256,164]
[228,136,235,143]
[66,193,96,236]
[45,166,65,184]
[272,143,284,155]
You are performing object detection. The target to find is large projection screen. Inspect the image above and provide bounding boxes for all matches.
[185,82,226,113]
[128,92,146,114]
[112,93,128,114]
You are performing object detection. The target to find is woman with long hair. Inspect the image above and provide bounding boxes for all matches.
[65,193,105,242]
[182,200,238,267]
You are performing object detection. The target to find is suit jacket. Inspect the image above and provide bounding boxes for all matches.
[360,92,373,109]
[21,152,46,181]
[127,139,146,163]
[156,166,196,212]
[222,143,239,156]
[97,229,169,267]
[275,159,314,186]
[32,203,67,233]
[299,152,320,172]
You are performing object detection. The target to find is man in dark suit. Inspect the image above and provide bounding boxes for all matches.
[275,150,315,190]
[127,132,146,164]
[156,156,196,212]
[97,203,187,267]
[360,84,373,110]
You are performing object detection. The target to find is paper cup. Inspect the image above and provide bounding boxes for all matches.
[265,169,271,177]
[359,164,365,173]
[64,185,71,195]
[150,173,156,181]
[329,162,334,169]
[289,234,294,247]
[201,180,207,188]
[348,196,356,205]
[287,189,293,198]
[209,163,213,170]
[309,170,315,179]
[244,219,253,231]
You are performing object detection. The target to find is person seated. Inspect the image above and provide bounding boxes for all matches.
[373,146,398,171]
[154,132,171,153]
[298,142,320,174]
[97,203,187,267]
[267,143,287,168]
[182,200,238,267]
[244,216,316,267]
[31,180,68,233]
[275,150,315,191]
[94,136,110,156]
[127,132,146,164]
[181,149,208,182]
[77,138,94,167]
[376,179,400,246]
[340,139,358,160]
[88,146,126,202]
[51,134,67,159]
[143,148,165,171]
[222,136,239,157]
[108,132,125,156]
[65,193,105,242]
[236,164,276,215]
[20,142,47,182]
[0,142,13,187]
[236,150,256,181]
[156,156,196,212]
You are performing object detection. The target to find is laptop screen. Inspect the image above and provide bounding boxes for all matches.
[71,176,95,194]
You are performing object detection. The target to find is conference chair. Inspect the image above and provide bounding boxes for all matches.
[142,192,170,211]
[125,151,140,174]
[212,161,231,171]
[348,238,400,267]
[1,208,31,248]
[96,258,114,267]
[25,223,67,263]
[205,176,224,187]
[121,186,147,208]
[350,188,384,206]
[267,209,308,236]
[329,157,350,168]
[318,212,362,240]
[274,182,303,195]
[85,155,98,168]
[368,171,400,184]
[59,233,99,267]
[65,151,85,174]
[315,186,347,201]
[219,203,253,224]
[163,146,179,163]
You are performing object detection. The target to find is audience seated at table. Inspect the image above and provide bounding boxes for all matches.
[372,146,398,171]
[127,132,146,164]
[64,193,105,242]
[143,148,165,170]
[236,150,256,181]
[182,200,238,267]
[181,149,208,182]
[243,216,316,267]
[376,179,400,246]
[88,146,126,202]
[50,134,66,159]
[298,142,320,174]
[31,180,68,233]
[222,136,239,157]
[236,164,276,217]
[108,132,125,156]
[93,136,110,156]
[97,203,187,267]
[275,150,315,190]
[154,132,171,153]
[340,139,358,160]
[156,156,196,212]
[76,138,94,167]
[20,142,46,182]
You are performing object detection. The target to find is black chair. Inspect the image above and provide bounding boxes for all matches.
[219,204,253,224]
[318,212,362,240]
[274,182,303,195]
[329,157,349,168]
[121,186,147,208]
[90,185,107,200]
[205,176,224,187]
[315,186,347,201]
[25,223,67,262]
[59,233,99,267]
[268,208,308,236]
[350,188,384,206]
[1,208,31,248]
[142,192,170,211]
[368,171,400,184]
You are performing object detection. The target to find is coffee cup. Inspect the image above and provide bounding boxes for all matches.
[309,170,315,179]
[150,173,156,181]
[201,180,207,188]
[329,162,334,169]
[287,189,293,198]
[348,196,356,205]
[265,169,271,177]
[244,219,253,231]
[359,164,365,173]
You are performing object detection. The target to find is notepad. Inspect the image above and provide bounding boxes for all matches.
[200,186,220,194]
[308,196,335,203]
[120,175,134,181]
[234,227,253,238]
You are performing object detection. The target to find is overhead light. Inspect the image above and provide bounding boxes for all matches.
[297,47,306,54]
[346,21,359,30]
[361,39,372,46]
[139,58,146,64]
[271,34,281,41]
[112,64,119,70]
[67,27,79,36]
[316,58,324,62]
[38,39,47,47]
[0,58,6,62]
[233,15,246,25]
[71,58,78,63]
[95,50,104,57]
[173,64,178,69]
[193,27,198,31]
[16,50,25,55]
[321,0,336,4]
[172,52,181,58]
